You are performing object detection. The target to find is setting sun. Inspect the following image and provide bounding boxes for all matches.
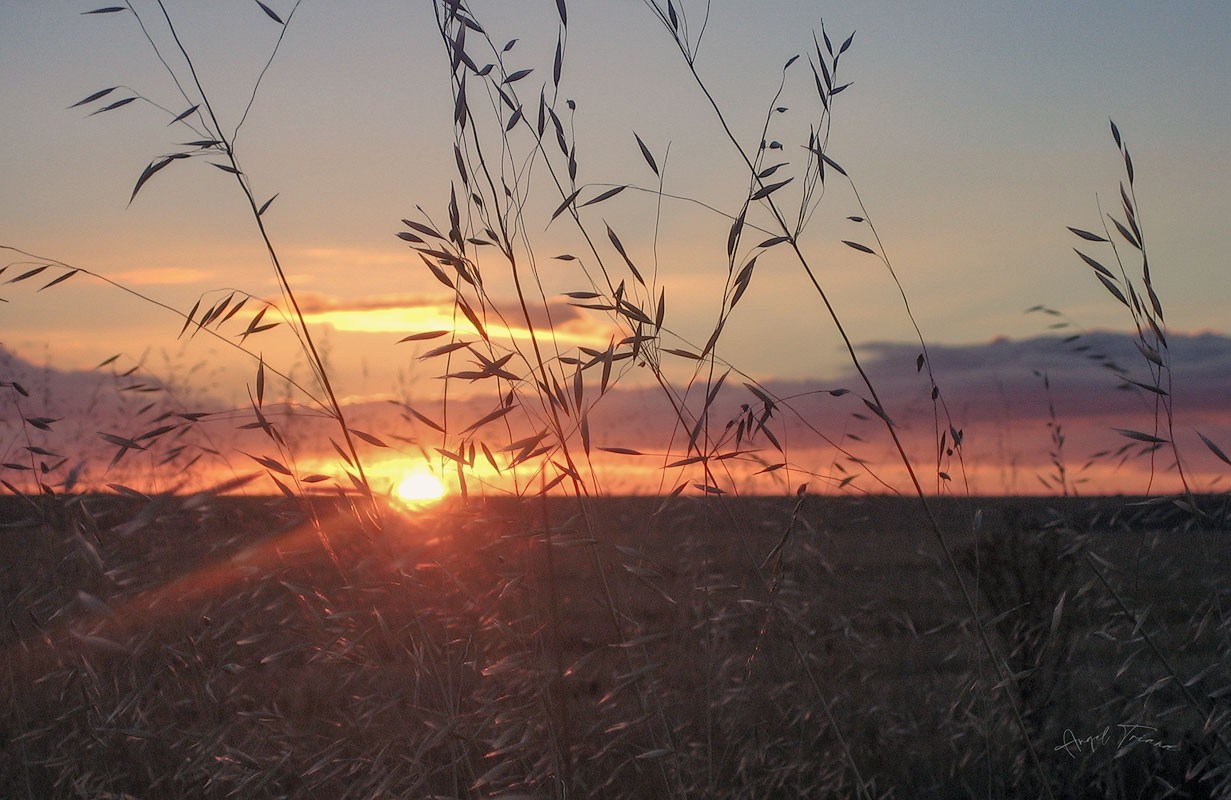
[393,466,447,505]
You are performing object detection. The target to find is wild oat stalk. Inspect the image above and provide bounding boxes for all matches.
[639,3,1057,797]
[1062,122,1231,780]
[405,1,1057,795]
[1066,120,1201,498]
[64,1,381,526]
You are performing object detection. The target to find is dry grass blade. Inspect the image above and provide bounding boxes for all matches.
[751,178,791,200]
[580,185,627,208]
[606,225,645,285]
[1068,225,1108,243]
[87,96,137,115]
[68,86,118,107]
[1198,432,1231,466]
[634,132,659,175]
[254,0,283,24]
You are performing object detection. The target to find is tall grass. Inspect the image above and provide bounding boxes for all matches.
[1,2,1228,798]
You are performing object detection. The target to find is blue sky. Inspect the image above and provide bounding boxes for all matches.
[4,3,1228,383]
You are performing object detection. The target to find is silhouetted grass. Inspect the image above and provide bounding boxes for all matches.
[1,1,1228,797]
[2,494,1228,798]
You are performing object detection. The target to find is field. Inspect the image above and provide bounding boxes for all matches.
[1,492,1228,798]
[4,1,1230,798]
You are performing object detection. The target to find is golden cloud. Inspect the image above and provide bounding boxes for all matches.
[292,291,618,348]
[110,266,212,285]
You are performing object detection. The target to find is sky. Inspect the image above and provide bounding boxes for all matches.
[2,1,1230,497]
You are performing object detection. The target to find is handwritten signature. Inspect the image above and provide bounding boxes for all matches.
[1055,724,1180,758]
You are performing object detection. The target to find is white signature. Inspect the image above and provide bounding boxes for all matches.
[1055,724,1180,758]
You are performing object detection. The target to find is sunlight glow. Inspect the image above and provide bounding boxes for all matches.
[394,465,447,505]
[301,305,614,347]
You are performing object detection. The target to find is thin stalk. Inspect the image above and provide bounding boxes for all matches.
[432,6,678,790]
[151,1,377,517]
[0,248,320,404]
[654,15,1056,798]
[535,486,572,792]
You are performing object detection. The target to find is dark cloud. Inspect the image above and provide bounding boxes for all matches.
[0,346,229,492]
[6,331,1230,495]
[854,331,1231,421]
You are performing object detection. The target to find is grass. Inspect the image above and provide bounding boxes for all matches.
[2,1,1230,797]
[1,494,1228,798]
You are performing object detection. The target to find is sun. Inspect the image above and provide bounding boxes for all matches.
[393,466,447,506]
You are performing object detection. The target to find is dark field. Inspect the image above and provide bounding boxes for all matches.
[1,492,1228,798]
